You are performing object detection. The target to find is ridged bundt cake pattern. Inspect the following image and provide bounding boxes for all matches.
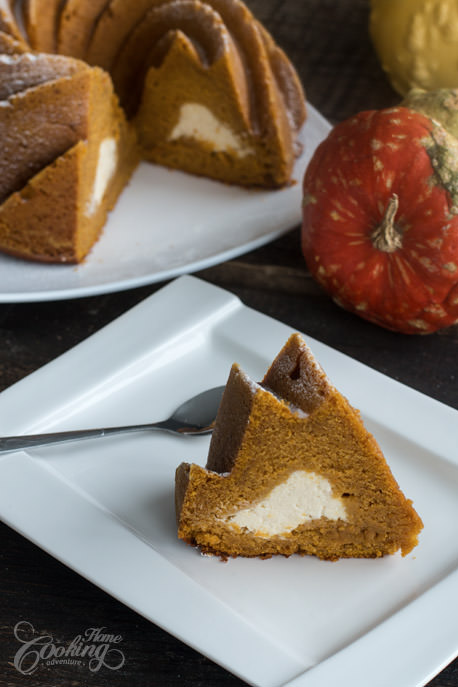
[0,29,26,54]
[0,0,306,261]
[0,0,23,43]
[0,54,94,205]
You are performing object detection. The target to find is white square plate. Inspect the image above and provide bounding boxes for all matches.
[0,105,330,303]
[1,276,458,687]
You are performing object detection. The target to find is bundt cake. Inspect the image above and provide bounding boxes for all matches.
[0,54,138,262]
[175,334,423,560]
[0,0,306,262]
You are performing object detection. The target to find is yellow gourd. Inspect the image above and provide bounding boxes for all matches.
[370,0,458,96]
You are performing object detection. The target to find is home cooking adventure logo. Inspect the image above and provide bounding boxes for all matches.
[12,621,125,675]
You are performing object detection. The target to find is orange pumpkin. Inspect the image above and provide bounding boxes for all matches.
[302,106,458,334]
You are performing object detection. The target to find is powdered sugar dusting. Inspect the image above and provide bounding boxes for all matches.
[237,366,309,419]
[0,54,84,100]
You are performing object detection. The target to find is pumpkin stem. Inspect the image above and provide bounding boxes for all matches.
[371,194,403,252]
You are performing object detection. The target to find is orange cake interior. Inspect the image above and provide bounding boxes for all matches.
[176,334,423,560]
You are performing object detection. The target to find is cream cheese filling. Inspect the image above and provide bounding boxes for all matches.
[86,137,118,217]
[226,470,347,537]
[168,103,253,158]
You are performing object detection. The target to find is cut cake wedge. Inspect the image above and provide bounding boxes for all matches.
[175,334,423,560]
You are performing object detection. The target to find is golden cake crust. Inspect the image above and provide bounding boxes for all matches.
[22,0,63,53]
[57,0,111,59]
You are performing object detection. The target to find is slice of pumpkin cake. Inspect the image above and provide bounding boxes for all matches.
[175,334,422,560]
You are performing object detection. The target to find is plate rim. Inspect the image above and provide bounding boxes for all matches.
[0,225,295,303]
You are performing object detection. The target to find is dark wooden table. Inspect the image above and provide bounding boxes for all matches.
[1,1,457,686]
